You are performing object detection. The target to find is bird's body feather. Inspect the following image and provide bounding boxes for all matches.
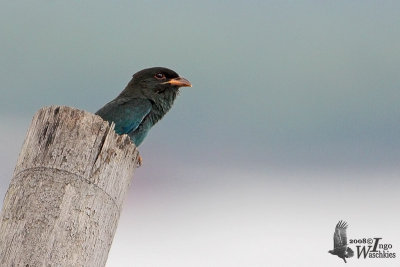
[96,97,152,135]
[95,67,191,147]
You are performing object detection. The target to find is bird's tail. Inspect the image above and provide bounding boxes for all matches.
[346,247,354,258]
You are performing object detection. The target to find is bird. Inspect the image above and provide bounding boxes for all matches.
[95,67,192,165]
[328,220,354,263]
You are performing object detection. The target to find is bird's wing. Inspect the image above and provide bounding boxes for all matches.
[333,220,348,248]
[95,98,152,134]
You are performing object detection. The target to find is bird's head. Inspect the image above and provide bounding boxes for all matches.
[120,67,192,101]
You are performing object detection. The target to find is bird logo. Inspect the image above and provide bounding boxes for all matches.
[328,220,354,263]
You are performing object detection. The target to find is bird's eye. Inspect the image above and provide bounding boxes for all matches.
[154,73,166,80]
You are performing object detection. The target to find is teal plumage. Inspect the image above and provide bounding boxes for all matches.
[96,67,191,146]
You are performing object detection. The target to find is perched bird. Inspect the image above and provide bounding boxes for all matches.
[95,67,192,163]
[328,220,354,263]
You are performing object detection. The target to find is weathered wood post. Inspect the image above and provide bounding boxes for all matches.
[0,106,139,266]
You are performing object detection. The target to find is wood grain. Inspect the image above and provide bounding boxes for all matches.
[0,106,139,266]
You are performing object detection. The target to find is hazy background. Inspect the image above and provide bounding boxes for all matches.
[1,1,399,266]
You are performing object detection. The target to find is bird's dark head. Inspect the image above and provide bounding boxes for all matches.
[120,67,192,100]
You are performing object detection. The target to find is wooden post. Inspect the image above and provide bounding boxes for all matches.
[0,106,139,266]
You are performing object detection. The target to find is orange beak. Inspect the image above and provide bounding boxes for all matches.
[163,77,192,87]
